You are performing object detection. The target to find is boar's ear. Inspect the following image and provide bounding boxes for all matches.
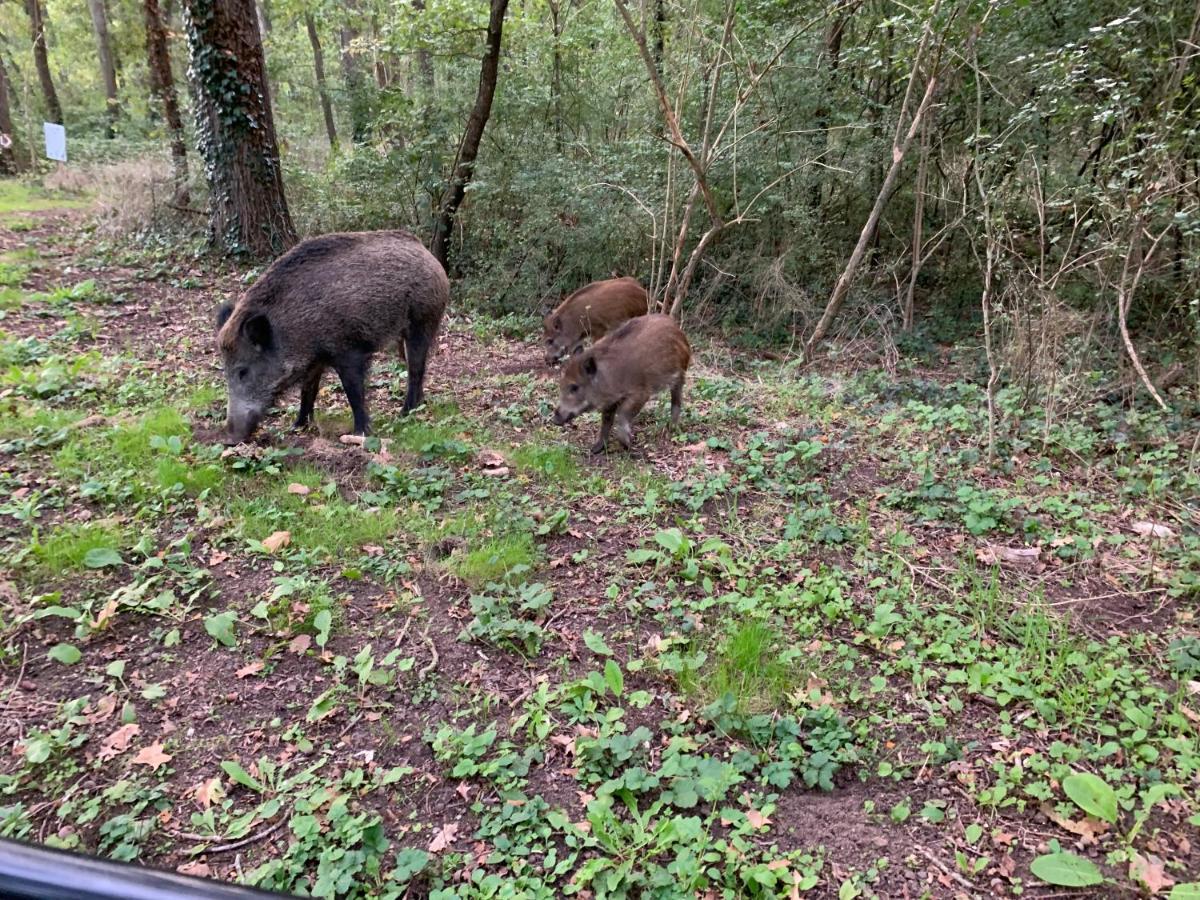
[243,313,274,352]
[582,354,598,377]
[215,302,234,331]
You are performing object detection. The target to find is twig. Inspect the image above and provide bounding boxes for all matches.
[542,605,571,632]
[395,614,415,648]
[205,818,287,855]
[337,712,363,741]
[917,847,978,892]
[419,623,439,679]
[1046,588,1165,607]
[0,643,28,721]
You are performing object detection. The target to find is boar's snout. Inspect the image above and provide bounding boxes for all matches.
[224,399,265,445]
[552,407,576,426]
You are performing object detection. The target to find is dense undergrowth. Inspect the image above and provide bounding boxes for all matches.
[0,184,1197,898]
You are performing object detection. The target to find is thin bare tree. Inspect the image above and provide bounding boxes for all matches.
[88,0,120,137]
[25,0,62,124]
[305,11,338,150]
[431,0,509,271]
[144,0,189,203]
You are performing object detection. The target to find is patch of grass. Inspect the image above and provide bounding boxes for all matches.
[56,407,188,475]
[682,621,793,715]
[511,442,579,484]
[0,406,83,441]
[0,181,90,215]
[227,466,400,558]
[184,383,224,413]
[468,312,537,343]
[0,262,28,288]
[0,287,25,310]
[54,406,224,499]
[450,532,537,586]
[378,411,475,459]
[29,521,127,575]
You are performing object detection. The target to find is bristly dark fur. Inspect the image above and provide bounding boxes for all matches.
[217,230,449,437]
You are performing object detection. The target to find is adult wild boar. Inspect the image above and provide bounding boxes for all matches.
[215,231,448,444]
[542,276,648,365]
[552,314,690,454]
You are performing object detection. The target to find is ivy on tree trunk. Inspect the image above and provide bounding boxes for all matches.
[182,0,296,257]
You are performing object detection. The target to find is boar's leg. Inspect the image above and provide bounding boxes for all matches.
[402,329,432,414]
[591,405,617,455]
[334,351,373,435]
[613,394,648,450]
[669,377,685,428]
[295,366,326,430]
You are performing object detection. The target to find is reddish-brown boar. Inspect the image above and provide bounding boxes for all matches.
[541,276,648,365]
[552,314,690,454]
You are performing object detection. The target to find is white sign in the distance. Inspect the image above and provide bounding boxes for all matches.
[43,123,67,162]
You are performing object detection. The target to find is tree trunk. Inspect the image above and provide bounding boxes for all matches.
[0,51,16,174]
[805,73,939,355]
[88,0,120,137]
[182,0,297,257]
[305,12,338,150]
[412,0,434,92]
[26,0,63,124]
[338,1,370,141]
[144,0,189,203]
[430,0,509,272]
[652,0,664,75]
[549,0,562,151]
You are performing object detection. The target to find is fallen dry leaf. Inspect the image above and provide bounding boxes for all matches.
[286,483,311,496]
[133,743,172,769]
[97,723,140,761]
[176,861,211,878]
[193,777,223,809]
[1039,802,1109,842]
[745,809,771,829]
[428,822,460,853]
[1129,852,1174,894]
[92,598,119,629]
[261,530,291,553]
[339,434,365,446]
[235,661,265,679]
[288,634,313,654]
[208,550,229,566]
[1132,521,1175,540]
[86,694,118,724]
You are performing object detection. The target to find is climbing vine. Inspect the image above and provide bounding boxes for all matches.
[181,0,295,257]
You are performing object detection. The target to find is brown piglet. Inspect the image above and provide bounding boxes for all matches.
[541,276,648,365]
[552,314,691,454]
